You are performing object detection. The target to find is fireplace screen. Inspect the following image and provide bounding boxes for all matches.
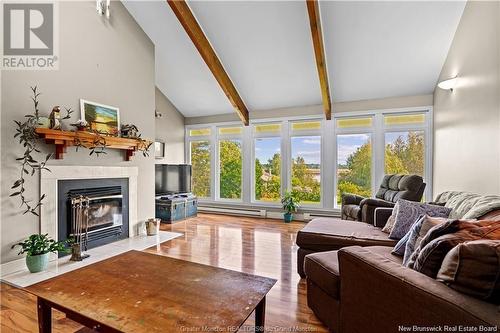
[67,186,124,248]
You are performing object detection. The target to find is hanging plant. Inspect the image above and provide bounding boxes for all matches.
[12,87,74,216]
[74,129,108,156]
[11,86,51,216]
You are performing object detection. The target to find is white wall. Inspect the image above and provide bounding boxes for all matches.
[433,1,500,197]
[0,1,156,263]
[155,88,185,164]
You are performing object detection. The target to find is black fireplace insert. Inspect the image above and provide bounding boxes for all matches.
[58,178,129,256]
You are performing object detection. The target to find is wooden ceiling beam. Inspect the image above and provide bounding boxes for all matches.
[306,0,332,120]
[167,0,249,125]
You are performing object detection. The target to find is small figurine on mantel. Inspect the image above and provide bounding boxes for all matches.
[49,106,61,130]
[121,124,139,138]
[70,119,88,131]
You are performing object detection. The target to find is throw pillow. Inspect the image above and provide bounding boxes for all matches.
[392,215,424,257]
[388,199,452,240]
[391,215,447,261]
[382,201,400,234]
[437,240,500,304]
[413,220,500,278]
[403,216,448,265]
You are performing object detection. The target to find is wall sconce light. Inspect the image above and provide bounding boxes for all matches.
[96,0,110,19]
[155,110,163,118]
[437,76,458,91]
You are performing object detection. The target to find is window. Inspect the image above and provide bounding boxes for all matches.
[185,109,432,209]
[290,121,321,204]
[384,113,426,179]
[336,134,372,205]
[218,127,243,200]
[253,123,282,202]
[190,140,211,198]
[335,117,373,206]
[254,137,281,201]
[219,139,242,200]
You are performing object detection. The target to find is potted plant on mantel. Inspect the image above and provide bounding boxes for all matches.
[281,191,300,223]
[12,234,70,273]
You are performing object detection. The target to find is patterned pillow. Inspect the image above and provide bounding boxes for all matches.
[389,199,452,240]
[413,220,500,278]
[382,203,399,233]
[437,240,500,303]
[391,215,447,260]
[402,216,448,265]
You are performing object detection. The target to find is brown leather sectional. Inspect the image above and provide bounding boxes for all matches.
[297,210,500,332]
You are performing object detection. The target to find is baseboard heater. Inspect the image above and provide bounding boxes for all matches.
[303,211,341,221]
[198,206,267,218]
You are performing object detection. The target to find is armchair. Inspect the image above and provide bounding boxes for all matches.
[341,174,426,225]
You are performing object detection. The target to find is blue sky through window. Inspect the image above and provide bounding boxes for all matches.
[337,134,370,165]
[291,136,321,165]
[255,137,281,163]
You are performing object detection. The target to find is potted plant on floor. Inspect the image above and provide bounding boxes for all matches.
[281,191,300,223]
[12,234,69,273]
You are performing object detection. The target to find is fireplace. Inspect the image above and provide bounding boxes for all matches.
[58,178,129,256]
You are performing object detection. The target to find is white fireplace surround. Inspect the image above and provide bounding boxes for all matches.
[40,166,139,242]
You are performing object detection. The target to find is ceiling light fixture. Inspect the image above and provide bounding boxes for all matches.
[437,76,458,91]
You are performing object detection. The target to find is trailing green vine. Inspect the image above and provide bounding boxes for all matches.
[11,86,51,216]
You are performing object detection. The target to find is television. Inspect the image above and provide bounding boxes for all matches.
[155,164,192,195]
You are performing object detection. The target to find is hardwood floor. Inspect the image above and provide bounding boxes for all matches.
[0,213,328,332]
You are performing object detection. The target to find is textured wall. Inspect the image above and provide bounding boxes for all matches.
[155,88,185,164]
[0,1,155,263]
[433,1,500,197]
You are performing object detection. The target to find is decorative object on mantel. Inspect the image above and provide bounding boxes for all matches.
[80,99,120,136]
[145,218,160,236]
[49,106,74,130]
[12,234,70,273]
[281,191,300,223]
[70,119,88,131]
[121,124,139,138]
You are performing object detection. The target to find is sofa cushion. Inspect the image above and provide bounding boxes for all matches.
[412,220,500,278]
[389,199,452,240]
[296,218,397,252]
[304,251,340,298]
[437,240,500,303]
[342,204,361,221]
[375,174,424,203]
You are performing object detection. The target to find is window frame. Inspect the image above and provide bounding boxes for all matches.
[288,119,324,207]
[251,121,284,205]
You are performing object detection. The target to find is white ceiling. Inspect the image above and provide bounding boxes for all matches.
[123,1,465,118]
[321,1,466,102]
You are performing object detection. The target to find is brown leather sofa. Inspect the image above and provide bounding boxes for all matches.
[299,204,500,332]
[341,174,426,224]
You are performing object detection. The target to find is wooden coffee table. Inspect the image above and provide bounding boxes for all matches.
[25,250,276,333]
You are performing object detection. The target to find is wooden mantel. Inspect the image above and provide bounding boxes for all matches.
[35,128,151,161]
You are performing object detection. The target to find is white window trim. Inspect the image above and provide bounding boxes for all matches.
[185,105,433,210]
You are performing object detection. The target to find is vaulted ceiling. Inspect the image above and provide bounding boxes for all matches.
[123,1,466,118]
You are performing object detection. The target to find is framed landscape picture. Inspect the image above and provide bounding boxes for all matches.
[80,99,120,136]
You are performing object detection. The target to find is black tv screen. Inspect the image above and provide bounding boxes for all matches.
[155,164,192,195]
